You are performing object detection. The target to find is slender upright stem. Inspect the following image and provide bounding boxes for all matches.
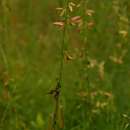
[52,1,68,130]
[59,0,68,83]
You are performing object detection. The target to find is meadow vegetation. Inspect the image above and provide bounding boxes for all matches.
[0,0,130,130]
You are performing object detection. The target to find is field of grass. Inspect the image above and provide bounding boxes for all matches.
[0,0,130,130]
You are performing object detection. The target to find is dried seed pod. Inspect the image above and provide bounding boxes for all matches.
[86,9,95,16]
[119,30,128,38]
[87,21,95,29]
[53,21,65,27]
[64,54,74,61]
[69,2,76,7]
[64,51,75,62]
[68,3,73,12]
[70,16,82,25]
[56,7,63,11]
[59,9,66,17]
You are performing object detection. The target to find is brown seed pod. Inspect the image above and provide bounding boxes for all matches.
[70,16,82,26]
[53,21,65,29]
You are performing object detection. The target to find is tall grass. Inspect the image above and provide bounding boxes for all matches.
[0,0,130,130]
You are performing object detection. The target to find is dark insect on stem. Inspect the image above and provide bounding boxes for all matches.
[48,1,68,129]
[48,81,61,99]
[48,80,62,130]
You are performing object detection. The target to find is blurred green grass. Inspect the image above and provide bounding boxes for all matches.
[0,0,130,130]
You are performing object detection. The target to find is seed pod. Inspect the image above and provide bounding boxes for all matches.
[64,51,75,62]
[58,105,64,129]
[68,4,73,12]
[53,21,65,27]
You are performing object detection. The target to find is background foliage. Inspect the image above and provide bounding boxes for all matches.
[0,0,130,130]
